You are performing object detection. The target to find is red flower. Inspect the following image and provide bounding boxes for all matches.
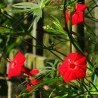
[26,79,40,92]
[8,51,26,78]
[59,52,87,82]
[26,84,34,92]
[30,68,39,75]
[65,3,87,25]
[31,79,40,85]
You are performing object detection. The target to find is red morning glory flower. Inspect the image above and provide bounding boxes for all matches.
[8,51,26,78]
[59,52,87,82]
[30,68,39,75]
[65,3,87,25]
[31,79,40,85]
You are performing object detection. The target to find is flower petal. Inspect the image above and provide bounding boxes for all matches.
[8,51,26,78]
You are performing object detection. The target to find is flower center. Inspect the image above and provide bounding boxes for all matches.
[68,59,77,69]
[70,63,76,69]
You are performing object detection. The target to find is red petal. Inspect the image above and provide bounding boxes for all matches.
[75,4,87,11]
[8,51,26,78]
[75,68,86,79]
[73,52,84,61]
[63,70,76,82]
[65,12,70,24]
[76,56,86,66]
[13,51,26,65]
[59,63,69,76]
[31,79,40,85]
[30,68,39,75]
[64,52,78,62]
[8,62,22,78]
[72,12,83,25]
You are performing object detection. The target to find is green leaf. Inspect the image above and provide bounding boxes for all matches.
[12,2,38,9]
[11,9,32,13]
[11,2,39,13]
[44,16,67,36]
[0,27,11,34]
[39,0,50,8]
[0,3,5,9]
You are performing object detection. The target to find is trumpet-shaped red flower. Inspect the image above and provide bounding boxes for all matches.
[65,3,87,25]
[8,51,26,78]
[59,52,87,82]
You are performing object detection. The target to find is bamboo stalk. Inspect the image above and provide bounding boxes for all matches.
[7,81,12,98]
[71,25,77,52]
